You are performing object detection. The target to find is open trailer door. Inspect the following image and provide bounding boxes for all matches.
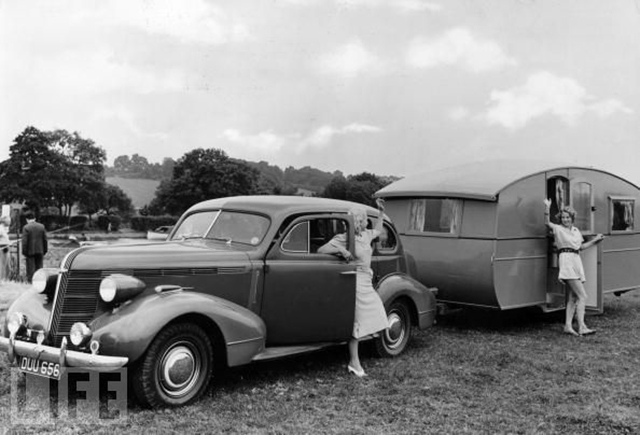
[582,242,603,313]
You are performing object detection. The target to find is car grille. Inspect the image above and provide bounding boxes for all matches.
[49,269,102,347]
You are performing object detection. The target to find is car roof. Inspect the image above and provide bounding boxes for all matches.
[185,195,381,220]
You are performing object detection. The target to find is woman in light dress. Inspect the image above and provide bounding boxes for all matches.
[319,199,389,377]
[544,199,604,336]
[0,216,11,281]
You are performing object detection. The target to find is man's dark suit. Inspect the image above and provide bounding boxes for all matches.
[22,219,48,282]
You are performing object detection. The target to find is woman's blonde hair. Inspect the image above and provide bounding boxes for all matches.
[0,216,10,226]
[556,206,576,223]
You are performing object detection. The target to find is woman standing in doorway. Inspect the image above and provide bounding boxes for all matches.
[544,199,605,336]
[318,199,389,377]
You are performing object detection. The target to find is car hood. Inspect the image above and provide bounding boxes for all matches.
[67,240,255,271]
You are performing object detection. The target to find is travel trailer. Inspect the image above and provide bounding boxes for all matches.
[376,161,640,312]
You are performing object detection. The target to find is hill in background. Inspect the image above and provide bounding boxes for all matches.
[106,177,159,209]
[106,157,399,209]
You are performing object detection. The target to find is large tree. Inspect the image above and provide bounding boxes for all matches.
[0,127,68,215]
[0,126,116,219]
[149,148,260,215]
[321,172,389,207]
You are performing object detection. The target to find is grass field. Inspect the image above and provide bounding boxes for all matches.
[106,177,160,209]
[0,245,639,434]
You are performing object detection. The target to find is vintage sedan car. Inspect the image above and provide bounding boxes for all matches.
[1,196,437,408]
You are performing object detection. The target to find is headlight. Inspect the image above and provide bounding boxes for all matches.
[99,274,146,303]
[7,312,27,335]
[32,268,59,295]
[69,322,93,347]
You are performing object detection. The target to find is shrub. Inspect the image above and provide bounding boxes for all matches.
[130,215,179,232]
[97,215,122,231]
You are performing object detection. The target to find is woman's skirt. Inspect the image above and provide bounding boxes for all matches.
[558,252,586,282]
[353,273,389,339]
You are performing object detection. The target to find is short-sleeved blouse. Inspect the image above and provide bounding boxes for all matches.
[549,223,583,250]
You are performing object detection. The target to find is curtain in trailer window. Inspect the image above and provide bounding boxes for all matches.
[572,182,592,232]
[409,200,426,231]
[409,199,460,234]
[611,199,635,231]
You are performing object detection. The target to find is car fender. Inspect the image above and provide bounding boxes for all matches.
[2,289,51,338]
[376,273,437,330]
[89,290,266,367]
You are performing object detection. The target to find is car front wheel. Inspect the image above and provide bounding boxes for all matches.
[132,323,214,408]
[374,300,412,357]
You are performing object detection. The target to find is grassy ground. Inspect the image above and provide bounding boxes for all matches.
[0,246,639,434]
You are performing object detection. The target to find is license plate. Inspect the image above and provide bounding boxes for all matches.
[18,356,61,380]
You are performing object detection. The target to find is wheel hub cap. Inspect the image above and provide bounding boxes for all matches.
[160,344,200,397]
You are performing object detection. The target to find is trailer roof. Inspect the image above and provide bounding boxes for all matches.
[376,160,636,201]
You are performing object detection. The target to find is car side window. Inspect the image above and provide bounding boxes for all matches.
[376,222,398,252]
[281,221,309,252]
[281,217,348,254]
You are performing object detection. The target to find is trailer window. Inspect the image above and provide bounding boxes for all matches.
[572,182,593,233]
[408,199,461,234]
[610,198,634,232]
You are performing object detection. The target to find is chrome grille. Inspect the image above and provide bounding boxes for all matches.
[49,269,102,347]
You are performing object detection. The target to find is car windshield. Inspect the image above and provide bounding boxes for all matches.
[171,210,270,246]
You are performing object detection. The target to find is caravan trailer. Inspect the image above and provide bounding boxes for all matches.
[376,161,640,312]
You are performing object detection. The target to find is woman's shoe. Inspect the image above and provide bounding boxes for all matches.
[347,365,367,377]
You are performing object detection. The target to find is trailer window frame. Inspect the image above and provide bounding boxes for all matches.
[609,196,635,233]
[406,198,462,236]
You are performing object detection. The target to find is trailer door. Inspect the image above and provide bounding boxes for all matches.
[581,242,603,313]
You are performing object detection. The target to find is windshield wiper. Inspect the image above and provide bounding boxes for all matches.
[209,237,233,244]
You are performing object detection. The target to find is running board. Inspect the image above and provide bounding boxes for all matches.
[252,342,345,362]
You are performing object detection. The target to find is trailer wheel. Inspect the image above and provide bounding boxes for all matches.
[132,323,214,408]
[374,300,412,357]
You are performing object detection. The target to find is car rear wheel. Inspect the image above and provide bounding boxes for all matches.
[132,323,214,408]
[374,300,412,357]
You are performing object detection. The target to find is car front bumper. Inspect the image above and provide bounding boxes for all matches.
[0,336,128,370]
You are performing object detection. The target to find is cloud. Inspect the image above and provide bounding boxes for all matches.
[31,49,189,95]
[279,0,442,12]
[447,106,470,121]
[316,40,385,79]
[92,106,169,140]
[220,129,287,154]
[406,27,516,73]
[301,123,382,149]
[336,0,442,12]
[220,123,382,157]
[112,0,251,45]
[484,71,634,130]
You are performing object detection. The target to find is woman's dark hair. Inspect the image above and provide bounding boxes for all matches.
[556,206,576,223]
[24,211,35,220]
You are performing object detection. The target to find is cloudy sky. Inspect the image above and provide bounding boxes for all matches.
[1,0,639,183]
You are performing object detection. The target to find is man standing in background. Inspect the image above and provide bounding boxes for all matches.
[22,211,47,282]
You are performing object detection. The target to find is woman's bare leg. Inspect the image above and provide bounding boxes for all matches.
[348,338,362,371]
[563,286,578,335]
[566,279,593,334]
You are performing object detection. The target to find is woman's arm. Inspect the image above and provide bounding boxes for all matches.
[317,235,354,261]
[373,198,385,235]
[581,233,605,250]
[543,198,553,230]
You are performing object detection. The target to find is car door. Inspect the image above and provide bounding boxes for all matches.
[261,214,357,345]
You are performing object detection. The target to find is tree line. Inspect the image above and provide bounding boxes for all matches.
[0,126,398,222]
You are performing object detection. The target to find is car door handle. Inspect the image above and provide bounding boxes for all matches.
[340,271,357,275]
